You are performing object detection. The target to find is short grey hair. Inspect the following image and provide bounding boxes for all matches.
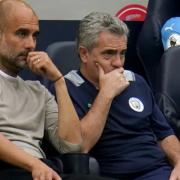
[76,12,129,52]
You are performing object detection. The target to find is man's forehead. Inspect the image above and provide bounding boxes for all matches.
[5,5,39,31]
[6,1,38,22]
[97,33,127,49]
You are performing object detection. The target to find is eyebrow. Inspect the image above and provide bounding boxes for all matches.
[102,48,127,54]
[102,49,117,54]
[120,49,127,53]
[16,28,40,36]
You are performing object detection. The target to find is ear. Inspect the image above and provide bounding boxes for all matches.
[79,46,89,63]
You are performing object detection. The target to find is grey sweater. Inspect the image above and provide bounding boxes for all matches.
[0,70,80,158]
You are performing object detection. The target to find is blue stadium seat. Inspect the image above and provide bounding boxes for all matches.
[137,0,180,92]
[137,0,180,139]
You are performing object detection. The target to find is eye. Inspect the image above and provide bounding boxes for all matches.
[170,37,176,47]
[119,50,127,57]
[102,50,116,60]
[16,29,28,38]
[103,53,113,60]
[32,31,39,41]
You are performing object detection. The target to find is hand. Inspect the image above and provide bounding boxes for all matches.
[97,63,129,99]
[27,51,62,81]
[169,162,180,180]
[31,159,61,180]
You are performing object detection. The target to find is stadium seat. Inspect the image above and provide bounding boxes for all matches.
[155,46,180,139]
[137,0,180,92]
[137,0,180,139]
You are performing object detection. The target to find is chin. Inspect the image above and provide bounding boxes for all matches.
[17,61,27,69]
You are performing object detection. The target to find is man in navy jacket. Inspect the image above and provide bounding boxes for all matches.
[62,12,180,180]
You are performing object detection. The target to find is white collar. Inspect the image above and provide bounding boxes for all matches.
[0,69,18,81]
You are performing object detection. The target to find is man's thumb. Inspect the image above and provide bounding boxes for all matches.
[96,63,104,77]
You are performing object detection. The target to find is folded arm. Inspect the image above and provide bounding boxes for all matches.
[0,133,61,180]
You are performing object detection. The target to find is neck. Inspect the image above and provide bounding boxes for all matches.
[0,60,19,77]
[80,68,99,89]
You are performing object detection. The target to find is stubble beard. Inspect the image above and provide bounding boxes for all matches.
[0,45,29,71]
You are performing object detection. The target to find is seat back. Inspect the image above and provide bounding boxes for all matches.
[19,69,43,82]
[46,41,80,74]
[137,0,180,91]
[44,41,80,88]
[137,0,180,139]
[156,46,180,139]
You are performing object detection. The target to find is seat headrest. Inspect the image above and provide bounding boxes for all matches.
[157,46,180,107]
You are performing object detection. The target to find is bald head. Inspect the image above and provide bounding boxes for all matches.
[0,0,37,32]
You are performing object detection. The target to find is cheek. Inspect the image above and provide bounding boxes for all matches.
[104,67,112,74]
[99,61,113,73]
[4,35,22,48]
[1,41,14,54]
[88,54,111,73]
[89,61,98,73]
[122,57,125,64]
[0,38,20,60]
[0,39,9,53]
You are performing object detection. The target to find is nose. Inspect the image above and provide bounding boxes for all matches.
[24,36,36,50]
[111,55,124,68]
